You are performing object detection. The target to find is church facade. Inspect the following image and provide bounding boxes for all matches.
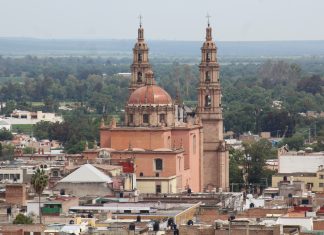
[100,22,229,193]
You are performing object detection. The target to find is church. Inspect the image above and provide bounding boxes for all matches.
[100,20,229,194]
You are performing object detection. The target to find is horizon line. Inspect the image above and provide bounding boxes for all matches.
[0,36,324,43]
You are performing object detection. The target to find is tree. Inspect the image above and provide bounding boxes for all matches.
[31,168,48,224]
[23,147,36,154]
[13,214,33,224]
[279,134,305,151]
[0,129,13,141]
[297,75,323,95]
[243,139,275,185]
[229,148,245,191]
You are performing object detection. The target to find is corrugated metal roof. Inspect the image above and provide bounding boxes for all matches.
[59,164,112,183]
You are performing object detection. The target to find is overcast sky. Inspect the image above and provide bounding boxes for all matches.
[0,0,323,41]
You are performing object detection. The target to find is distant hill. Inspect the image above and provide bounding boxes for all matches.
[1,38,324,58]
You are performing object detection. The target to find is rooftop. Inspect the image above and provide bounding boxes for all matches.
[59,164,112,183]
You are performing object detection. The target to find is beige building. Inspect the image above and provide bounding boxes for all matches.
[7,109,63,125]
[272,168,324,192]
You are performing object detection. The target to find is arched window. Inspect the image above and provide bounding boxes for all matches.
[129,114,134,124]
[206,52,211,62]
[137,72,142,83]
[159,114,165,123]
[143,114,149,124]
[205,71,210,82]
[193,135,196,154]
[138,53,142,62]
[205,95,211,107]
[155,158,163,171]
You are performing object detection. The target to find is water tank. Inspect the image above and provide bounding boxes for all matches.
[153,221,160,231]
[129,223,135,231]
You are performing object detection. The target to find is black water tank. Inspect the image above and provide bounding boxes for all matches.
[187,219,193,225]
[167,218,174,227]
[129,223,135,231]
[153,221,160,231]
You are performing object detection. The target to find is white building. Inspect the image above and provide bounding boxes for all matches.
[0,167,24,183]
[5,110,63,125]
[279,151,324,173]
[0,119,11,131]
[276,217,313,231]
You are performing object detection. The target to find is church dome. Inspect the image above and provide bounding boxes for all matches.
[128,84,172,105]
[128,70,172,105]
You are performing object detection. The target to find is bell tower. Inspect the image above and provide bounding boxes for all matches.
[197,18,229,191]
[129,16,152,94]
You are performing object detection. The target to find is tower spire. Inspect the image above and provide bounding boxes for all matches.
[130,16,152,94]
[139,14,143,28]
[205,14,212,41]
[137,15,144,41]
[197,22,229,191]
[206,13,211,27]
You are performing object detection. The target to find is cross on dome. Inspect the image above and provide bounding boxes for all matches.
[206,13,211,27]
[138,14,143,27]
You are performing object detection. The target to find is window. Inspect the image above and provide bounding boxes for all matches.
[193,135,196,154]
[178,157,181,171]
[156,184,161,193]
[156,172,160,177]
[205,95,211,107]
[159,114,165,123]
[138,53,142,62]
[137,72,142,83]
[140,172,144,177]
[155,158,163,171]
[129,114,134,124]
[206,52,211,62]
[143,114,149,124]
[320,175,324,179]
[168,136,171,148]
[205,71,210,82]
[319,183,324,187]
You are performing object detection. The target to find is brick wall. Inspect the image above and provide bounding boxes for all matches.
[5,184,26,206]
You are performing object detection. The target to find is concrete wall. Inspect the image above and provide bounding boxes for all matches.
[55,182,113,197]
[137,177,177,194]
[0,168,24,184]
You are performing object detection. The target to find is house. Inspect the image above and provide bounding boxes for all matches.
[54,164,113,197]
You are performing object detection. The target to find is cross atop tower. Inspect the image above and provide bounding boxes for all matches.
[206,13,211,27]
[138,14,143,27]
